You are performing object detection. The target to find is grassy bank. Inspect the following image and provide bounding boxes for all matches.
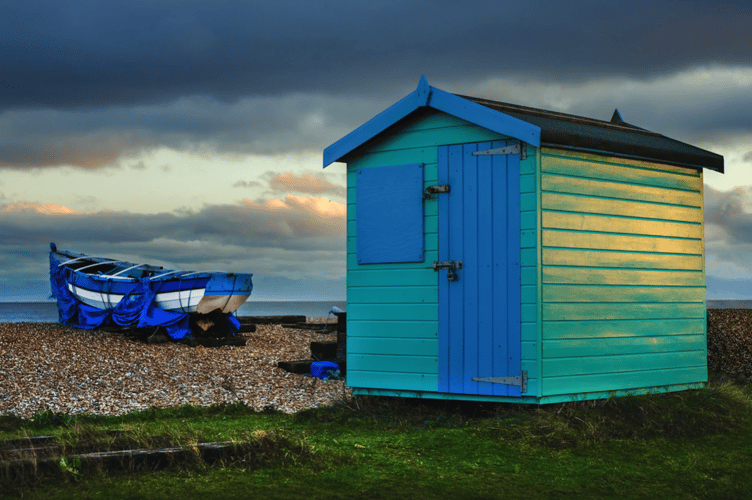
[2,375,752,499]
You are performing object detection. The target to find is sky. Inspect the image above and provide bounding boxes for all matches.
[1,0,752,301]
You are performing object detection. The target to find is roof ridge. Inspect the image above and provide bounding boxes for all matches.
[456,94,661,137]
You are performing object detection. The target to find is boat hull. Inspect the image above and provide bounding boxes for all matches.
[67,278,253,314]
[52,245,253,315]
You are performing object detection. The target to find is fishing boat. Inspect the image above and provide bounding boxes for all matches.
[49,243,253,338]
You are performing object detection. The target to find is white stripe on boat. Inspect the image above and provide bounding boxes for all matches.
[68,284,206,313]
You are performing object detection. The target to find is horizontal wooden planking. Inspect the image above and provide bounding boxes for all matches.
[539,381,705,404]
[543,231,704,254]
[348,268,437,287]
[542,318,705,340]
[349,354,438,374]
[348,320,438,338]
[347,252,437,269]
[521,193,536,210]
[346,371,438,391]
[543,350,706,378]
[521,267,537,285]
[542,212,703,239]
[521,174,536,193]
[541,153,702,190]
[521,230,536,248]
[543,303,705,321]
[542,147,702,175]
[541,366,706,396]
[348,286,437,304]
[522,304,537,322]
[521,248,537,266]
[541,173,701,207]
[354,386,541,401]
[367,126,506,154]
[543,285,705,303]
[348,337,438,356]
[348,149,439,171]
[542,193,703,222]
[543,334,705,359]
[521,284,537,304]
[347,303,437,321]
[522,322,537,342]
[521,341,537,360]
[542,248,702,270]
[398,109,475,131]
[520,155,536,176]
[542,267,704,286]
[521,211,536,230]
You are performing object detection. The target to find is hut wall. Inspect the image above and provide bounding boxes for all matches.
[538,148,707,398]
[345,109,540,399]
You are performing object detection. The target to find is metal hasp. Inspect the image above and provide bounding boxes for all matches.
[423,184,451,200]
[432,260,462,281]
[471,142,527,160]
[472,371,528,393]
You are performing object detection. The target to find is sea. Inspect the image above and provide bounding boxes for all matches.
[0,300,347,323]
[1,300,750,323]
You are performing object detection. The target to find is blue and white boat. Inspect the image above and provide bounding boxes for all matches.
[49,243,253,338]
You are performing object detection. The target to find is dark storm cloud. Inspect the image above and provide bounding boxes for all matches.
[3,0,752,111]
[705,185,752,244]
[0,94,369,168]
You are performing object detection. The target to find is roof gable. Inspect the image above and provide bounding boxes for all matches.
[323,76,541,167]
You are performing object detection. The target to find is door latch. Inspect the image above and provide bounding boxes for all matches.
[423,184,450,200]
[432,260,462,281]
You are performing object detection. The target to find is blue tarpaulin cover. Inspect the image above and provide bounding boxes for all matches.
[311,361,340,380]
[49,252,239,339]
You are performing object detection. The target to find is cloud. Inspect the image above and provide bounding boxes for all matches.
[456,65,752,142]
[0,200,78,215]
[703,185,752,285]
[0,195,345,249]
[0,93,376,170]
[267,172,346,197]
[3,0,752,113]
[4,64,751,172]
[232,180,263,189]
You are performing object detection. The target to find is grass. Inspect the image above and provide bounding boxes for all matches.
[2,376,751,499]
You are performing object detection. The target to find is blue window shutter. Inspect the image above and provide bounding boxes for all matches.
[356,163,424,264]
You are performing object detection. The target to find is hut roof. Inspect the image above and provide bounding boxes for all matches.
[459,95,723,173]
[324,76,723,173]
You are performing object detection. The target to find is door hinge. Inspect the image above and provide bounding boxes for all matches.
[432,260,462,281]
[472,142,527,160]
[423,184,450,200]
[472,371,528,393]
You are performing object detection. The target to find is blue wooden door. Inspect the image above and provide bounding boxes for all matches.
[437,141,522,396]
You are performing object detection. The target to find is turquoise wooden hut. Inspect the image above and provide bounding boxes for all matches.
[323,76,723,404]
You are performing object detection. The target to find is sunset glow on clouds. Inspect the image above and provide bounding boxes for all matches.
[0,201,78,215]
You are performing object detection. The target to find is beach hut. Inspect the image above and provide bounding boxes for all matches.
[323,76,723,403]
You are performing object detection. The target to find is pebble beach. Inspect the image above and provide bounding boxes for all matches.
[0,320,350,418]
